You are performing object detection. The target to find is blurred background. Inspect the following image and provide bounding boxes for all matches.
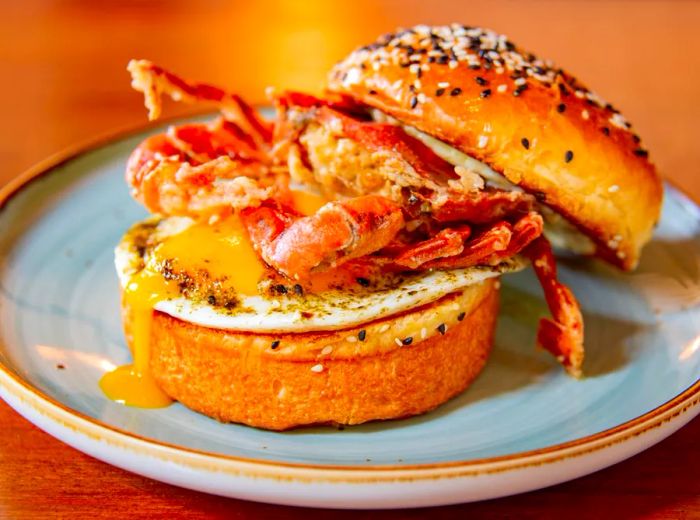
[1,0,699,197]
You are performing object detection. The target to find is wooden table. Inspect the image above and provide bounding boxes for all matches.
[0,1,698,517]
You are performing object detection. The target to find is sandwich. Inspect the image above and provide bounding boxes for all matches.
[101,24,662,430]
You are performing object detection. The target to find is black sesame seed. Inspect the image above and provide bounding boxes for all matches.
[475,76,488,86]
[428,56,436,63]
[565,150,574,163]
[468,64,481,70]
[558,83,570,96]
[632,134,641,143]
[416,68,422,78]
[521,137,530,149]
[207,295,217,305]
[457,312,466,321]
[437,323,447,335]
[368,89,377,95]
[270,340,280,350]
[514,84,528,97]
[481,88,492,98]
[400,61,411,68]
[410,96,418,109]
[274,284,288,294]
[358,329,367,342]
[408,84,416,93]
[56,363,65,370]
[437,55,449,64]
[293,283,304,296]
[634,148,649,158]
[402,337,413,345]
[601,127,610,136]
[557,103,566,113]
[450,87,462,96]
[436,88,445,97]
[356,277,370,287]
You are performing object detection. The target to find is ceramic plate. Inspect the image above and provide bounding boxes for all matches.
[0,117,698,509]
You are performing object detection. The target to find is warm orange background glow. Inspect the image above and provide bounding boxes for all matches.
[1,0,699,199]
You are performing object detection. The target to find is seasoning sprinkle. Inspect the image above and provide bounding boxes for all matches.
[565,150,574,163]
[358,329,367,342]
[437,323,447,335]
[521,137,530,150]
[270,340,280,350]
[601,127,610,136]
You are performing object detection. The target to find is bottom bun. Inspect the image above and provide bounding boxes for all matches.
[124,278,499,430]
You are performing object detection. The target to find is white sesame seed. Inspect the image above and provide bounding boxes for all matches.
[420,327,427,339]
[514,77,527,86]
[409,63,420,74]
[417,92,426,103]
[477,135,489,148]
[575,90,585,99]
[494,280,501,289]
[581,109,590,120]
[379,324,390,333]
[608,184,620,193]
[394,337,403,347]
[617,251,627,259]
[448,60,458,69]
[607,240,618,249]
[346,335,357,343]
[497,84,507,93]
[321,346,333,356]
[311,364,324,373]
[437,81,449,88]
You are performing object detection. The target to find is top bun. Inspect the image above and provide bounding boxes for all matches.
[326,24,663,270]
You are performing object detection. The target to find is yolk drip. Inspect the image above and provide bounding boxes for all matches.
[290,188,328,216]
[99,269,176,408]
[100,215,265,408]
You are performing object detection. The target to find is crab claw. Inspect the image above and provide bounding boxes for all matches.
[241,195,405,279]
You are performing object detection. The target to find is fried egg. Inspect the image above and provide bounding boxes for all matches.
[114,215,527,333]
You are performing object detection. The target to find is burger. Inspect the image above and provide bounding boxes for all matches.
[101,24,662,430]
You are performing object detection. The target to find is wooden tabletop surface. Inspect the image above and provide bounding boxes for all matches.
[0,1,698,517]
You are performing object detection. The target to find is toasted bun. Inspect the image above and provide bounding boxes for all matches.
[326,24,663,270]
[123,279,498,430]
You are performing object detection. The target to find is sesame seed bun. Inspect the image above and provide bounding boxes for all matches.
[326,24,663,270]
[124,279,499,430]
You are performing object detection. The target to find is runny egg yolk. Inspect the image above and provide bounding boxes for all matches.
[290,187,328,216]
[100,215,266,408]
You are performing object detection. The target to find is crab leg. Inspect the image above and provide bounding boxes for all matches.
[525,237,585,377]
[128,59,273,147]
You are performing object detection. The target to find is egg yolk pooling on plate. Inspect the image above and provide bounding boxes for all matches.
[101,215,267,407]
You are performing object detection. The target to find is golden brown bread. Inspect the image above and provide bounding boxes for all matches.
[326,24,663,270]
[123,279,499,430]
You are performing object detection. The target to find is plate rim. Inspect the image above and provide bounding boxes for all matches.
[0,116,699,483]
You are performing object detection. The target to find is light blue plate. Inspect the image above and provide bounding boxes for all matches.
[0,118,698,507]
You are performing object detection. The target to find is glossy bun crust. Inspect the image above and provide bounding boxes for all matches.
[124,280,498,430]
[327,25,663,269]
